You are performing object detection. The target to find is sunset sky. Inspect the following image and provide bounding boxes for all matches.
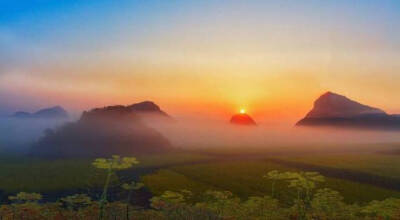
[1,0,399,122]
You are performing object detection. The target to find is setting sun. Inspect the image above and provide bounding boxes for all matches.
[240,109,246,114]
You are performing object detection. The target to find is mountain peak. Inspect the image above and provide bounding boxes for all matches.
[80,105,137,122]
[128,101,169,117]
[305,92,386,119]
[12,106,68,119]
[129,101,161,111]
[295,92,400,130]
[34,106,68,118]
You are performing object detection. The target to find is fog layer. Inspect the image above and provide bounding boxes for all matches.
[0,117,70,152]
[2,113,400,155]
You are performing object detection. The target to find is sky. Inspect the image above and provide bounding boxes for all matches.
[0,0,399,123]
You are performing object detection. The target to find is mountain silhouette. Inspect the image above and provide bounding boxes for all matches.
[12,106,68,119]
[128,101,173,122]
[129,101,168,115]
[230,113,257,126]
[296,92,400,130]
[30,103,172,158]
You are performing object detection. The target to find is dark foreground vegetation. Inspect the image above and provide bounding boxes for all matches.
[1,155,400,220]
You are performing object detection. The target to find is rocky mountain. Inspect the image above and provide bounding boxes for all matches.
[128,101,172,122]
[12,106,69,119]
[304,92,385,118]
[30,103,172,158]
[296,92,400,130]
[230,113,257,126]
[129,101,168,115]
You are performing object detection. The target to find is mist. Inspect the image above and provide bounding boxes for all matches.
[146,115,400,155]
[0,117,71,152]
[2,110,400,156]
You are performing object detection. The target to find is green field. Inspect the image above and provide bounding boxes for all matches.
[142,158,400,205]
[0,155,101,193]
[0,153,216,194]
[272,153,400,179]
[1,149,400,206]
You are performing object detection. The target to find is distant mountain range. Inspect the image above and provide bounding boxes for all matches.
[30,101,172,158]
[296,92,400,130]
[12,106,69,119]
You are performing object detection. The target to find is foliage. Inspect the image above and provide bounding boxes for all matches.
[1,171,400,219]
[362,198,400,219]
[310,188,360,219]
[92,155,139,170]
[8,192,42,203]
[3,153,400,219]
[122,181,144,191]
[122,181,144,220]
[196,190,242,218]
[264,171,325,219]
[241,196,285,219]
[60,194,92,210]
[150,190,191,209]
[143,159,400,204]
[93,155,139,219]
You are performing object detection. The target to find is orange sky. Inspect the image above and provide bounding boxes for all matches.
[1,1,399,123]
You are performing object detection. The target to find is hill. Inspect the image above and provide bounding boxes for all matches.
[12,106,69,119]
[30,103,172,158]
[296,92,400,130]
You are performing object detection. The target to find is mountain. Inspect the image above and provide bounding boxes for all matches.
[296,92,400,130]
[128,101,171,118]
[230,113,257,126]
[12,111,32,118]
[34,106,68,118]
[30,103,172,158]
[12,106,69,119]
[303,92,385,118]
[128,101,167,114]
[128,101,173,123]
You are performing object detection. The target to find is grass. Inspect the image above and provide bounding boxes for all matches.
[2,150,400,205]
[0,152,215,194]
[135,152,216,168]
[142,159,400,205]
[0,155,103,193]
[273,152,400,179]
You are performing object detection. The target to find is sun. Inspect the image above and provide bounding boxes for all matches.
[240,109,246,114]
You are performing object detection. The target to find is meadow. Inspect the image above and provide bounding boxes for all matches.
[271,152,400,180]
[142,157,400,205]
[2,147,400,219]
[0,153,216,201]
[1,147,400,205]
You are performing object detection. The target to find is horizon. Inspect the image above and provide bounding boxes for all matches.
[1,0,400,123]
